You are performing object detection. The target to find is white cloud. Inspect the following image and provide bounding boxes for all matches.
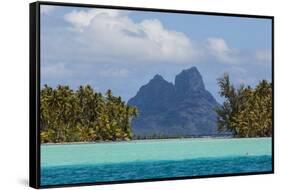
[206,38,239,64]
[42,8,271,68]
[64,9,121,28]
[206,38,272,65]
[64,9,199,64]
[41,5,57,15]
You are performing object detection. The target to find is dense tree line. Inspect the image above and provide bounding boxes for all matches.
[216,74,272,137]
[40,85,138,143]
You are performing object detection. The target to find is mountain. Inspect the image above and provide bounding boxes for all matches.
[128,67,220,138]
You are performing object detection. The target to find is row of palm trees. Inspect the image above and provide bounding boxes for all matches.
[216,74,272,137]
[40,85,138,143]
[40,74,272,142]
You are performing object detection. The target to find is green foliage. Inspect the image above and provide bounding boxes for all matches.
[40,85,138,143]
[216,74,272,137]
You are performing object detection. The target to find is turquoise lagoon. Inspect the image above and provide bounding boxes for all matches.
[41,138,272,186]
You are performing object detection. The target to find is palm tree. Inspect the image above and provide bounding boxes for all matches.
[40,85,139,143]
[216,74,272,137]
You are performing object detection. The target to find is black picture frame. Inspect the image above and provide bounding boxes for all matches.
[29,1,274,189]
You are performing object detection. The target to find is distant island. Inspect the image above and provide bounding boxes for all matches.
[40,67,272,143]
[128,67,220,138]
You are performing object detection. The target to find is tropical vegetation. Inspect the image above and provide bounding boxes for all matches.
[40,85,138,143]
[216,73,272,137]
[40,72,272,143]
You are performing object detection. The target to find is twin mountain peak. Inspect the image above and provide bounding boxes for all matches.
[128,66,220,137]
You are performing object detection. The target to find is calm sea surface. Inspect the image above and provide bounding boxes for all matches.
[41,138,272,186]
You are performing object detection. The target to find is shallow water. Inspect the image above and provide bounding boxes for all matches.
[41,138,272,186]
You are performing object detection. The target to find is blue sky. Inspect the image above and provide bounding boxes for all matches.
[40,5,272,103]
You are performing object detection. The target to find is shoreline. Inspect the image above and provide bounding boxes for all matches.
[41,136,272,146]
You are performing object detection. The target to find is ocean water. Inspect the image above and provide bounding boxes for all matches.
[41,138,272,186]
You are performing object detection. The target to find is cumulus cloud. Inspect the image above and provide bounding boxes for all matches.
[64,9,121,28]
[64,9,199,64]
[206,38,239,64]
[42,8,271,69]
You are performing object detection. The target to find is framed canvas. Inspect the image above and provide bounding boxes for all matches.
[29,1,274,188]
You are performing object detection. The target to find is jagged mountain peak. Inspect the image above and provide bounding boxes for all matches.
[152,74,164,80]
[148,74,171,86]
[175,66,205,95]
[128,67,219,138]
[128,73,175,114]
